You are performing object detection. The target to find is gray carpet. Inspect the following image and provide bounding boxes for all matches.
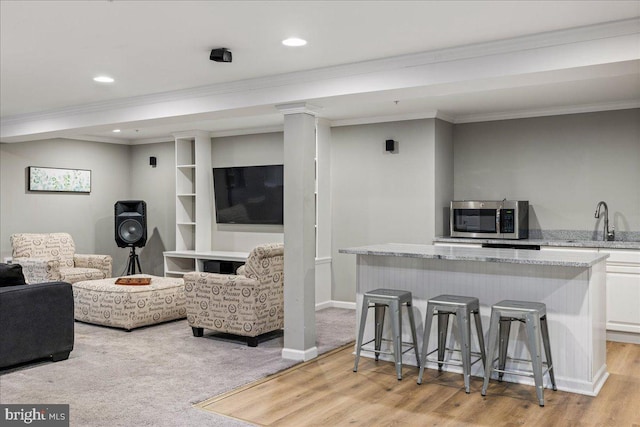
[0,308,355,427]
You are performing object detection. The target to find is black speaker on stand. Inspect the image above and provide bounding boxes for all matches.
[114,200,147,275]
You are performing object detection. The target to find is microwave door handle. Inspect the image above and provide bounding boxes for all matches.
[496,209,501,235]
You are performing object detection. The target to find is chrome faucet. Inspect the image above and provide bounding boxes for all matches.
[594,201,615,241]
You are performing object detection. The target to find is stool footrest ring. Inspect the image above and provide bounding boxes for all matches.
[424,347,484,368]
[491,366,553,379]
[360,338,416,357]
[488,356,553,379]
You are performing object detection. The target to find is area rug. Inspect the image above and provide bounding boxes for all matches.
[0,307,355,427]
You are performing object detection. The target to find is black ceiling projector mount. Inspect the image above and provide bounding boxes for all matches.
[210,48,232,63]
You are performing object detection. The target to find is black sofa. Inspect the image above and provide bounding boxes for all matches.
[0,263,74,369]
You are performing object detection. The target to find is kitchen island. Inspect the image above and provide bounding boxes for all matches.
[339,243,610,396]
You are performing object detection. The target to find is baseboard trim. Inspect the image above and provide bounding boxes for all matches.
[607,330,640,344]
[282,346,318,361]
[315,300,356,311]
[281,300,354,361]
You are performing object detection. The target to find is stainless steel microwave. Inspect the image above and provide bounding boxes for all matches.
[450,200,529,239]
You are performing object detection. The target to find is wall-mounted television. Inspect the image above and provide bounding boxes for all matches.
[213,165,284,225]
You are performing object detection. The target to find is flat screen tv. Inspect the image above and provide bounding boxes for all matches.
[213,165,284,225]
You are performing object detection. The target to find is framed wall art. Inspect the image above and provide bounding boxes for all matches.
[28,166,91,193]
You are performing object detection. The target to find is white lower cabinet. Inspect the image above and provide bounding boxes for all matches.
[541,247,640,342]
[438,242,640,343]
[600,249,640,341]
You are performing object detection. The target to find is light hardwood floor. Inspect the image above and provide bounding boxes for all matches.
[197,341,640,426]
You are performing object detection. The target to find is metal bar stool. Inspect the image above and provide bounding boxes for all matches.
[417,294,486,393]
[353,288,420,380]
[481,300,557,406]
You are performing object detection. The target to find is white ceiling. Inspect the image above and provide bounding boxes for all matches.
[1,1,639,144]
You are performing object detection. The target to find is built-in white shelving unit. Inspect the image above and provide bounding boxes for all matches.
[165,131,220,276]
[163,250,249,278]
[175,135,197,251]
[173,130,212,252]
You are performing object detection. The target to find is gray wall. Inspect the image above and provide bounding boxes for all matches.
[130,141,176,276]
[0,139,131,271]
[434,119,454,237]
[3,109,638,301]
[210,132,285,251]
[331,119,442,302]
[129,134,285,276]
[454,109,640,234]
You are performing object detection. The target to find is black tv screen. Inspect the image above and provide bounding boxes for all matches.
[213,165,284,224]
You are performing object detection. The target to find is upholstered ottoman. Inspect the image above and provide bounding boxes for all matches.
[72,274,186,330]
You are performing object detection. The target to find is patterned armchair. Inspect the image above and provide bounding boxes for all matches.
[184,243,284,346]
[10,233,112,284]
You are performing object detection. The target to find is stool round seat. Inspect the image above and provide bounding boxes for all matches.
[364,288,414,303]
[353,288,419,380]
[417,294,486,393]
[481,299,556,406]
[429,294,480,307]
[492,300,546,315]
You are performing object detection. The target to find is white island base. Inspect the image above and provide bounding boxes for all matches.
[340,244,610,396]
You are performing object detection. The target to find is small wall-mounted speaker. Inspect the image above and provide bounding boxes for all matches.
[385,139,396,153]
[210,48,232,63]
[150,156,157,167]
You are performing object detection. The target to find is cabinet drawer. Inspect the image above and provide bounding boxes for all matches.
[600,249,640,265]
[540,246,597,252]
[606,265,640,274]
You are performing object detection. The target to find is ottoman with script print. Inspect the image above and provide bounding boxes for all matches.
[72,274,186,330]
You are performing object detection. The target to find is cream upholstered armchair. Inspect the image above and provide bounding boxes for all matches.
[184,243,284,347]
[10,233,112,284]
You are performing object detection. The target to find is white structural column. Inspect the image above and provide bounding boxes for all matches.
[314,119,333,306]
[278,102,318,361]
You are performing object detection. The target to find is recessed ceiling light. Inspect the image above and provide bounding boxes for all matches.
[282,37,307,47]
[93,76,114,83]
[112,129,121,133]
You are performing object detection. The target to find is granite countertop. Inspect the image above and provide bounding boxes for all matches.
[339,243,609,267]
[433,237,640,250]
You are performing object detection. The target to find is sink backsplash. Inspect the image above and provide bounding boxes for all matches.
[529,229,640,242]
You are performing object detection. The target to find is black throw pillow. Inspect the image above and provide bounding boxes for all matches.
[0,263,27,287]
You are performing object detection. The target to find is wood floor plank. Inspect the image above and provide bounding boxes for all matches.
[607,341,640,378]
[197,342,640,426]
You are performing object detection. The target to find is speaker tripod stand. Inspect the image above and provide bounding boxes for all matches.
[126,246,142,275]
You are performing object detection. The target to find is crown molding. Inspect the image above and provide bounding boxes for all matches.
[65,135,133,145]
[210,125,284,139]
[52,100,640,144]
[276,102,322,116]
[454,99,640,124]
[329,109,456,127]
[435,111,456,124]
[331,111,442,127]
[34,126,287,146]
[129,135,175,145]
[171,130,211,139]
[2,18,637,131]
[0,133,132,145]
